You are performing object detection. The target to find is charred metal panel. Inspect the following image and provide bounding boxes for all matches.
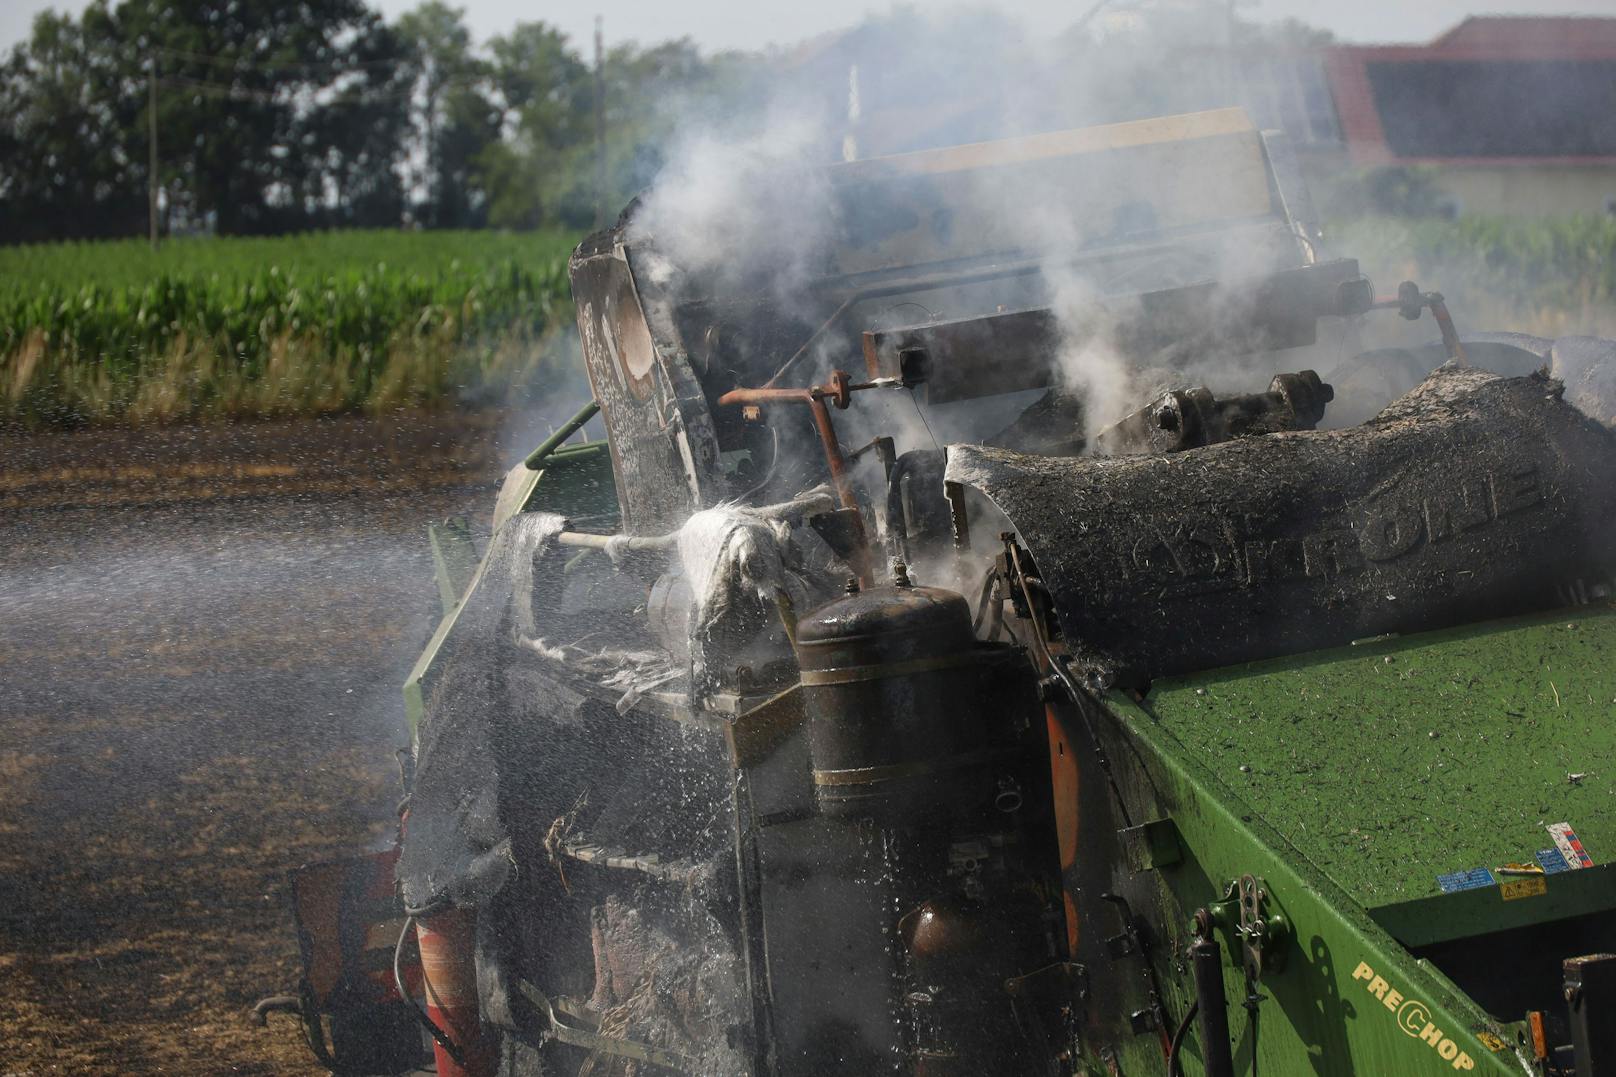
[569,230,724,533]
[864,259,1365,405]
[948,366,1616,683]
[823,109,1276,278]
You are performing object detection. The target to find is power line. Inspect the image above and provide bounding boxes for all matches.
[158,71,492,106]
[154,44,407,74]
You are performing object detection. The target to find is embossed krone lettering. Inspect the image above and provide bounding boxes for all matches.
[1491,465,1543,517]
[1360,501,1425,561]
[1304,529,1365,578]
[1423,482,1491,542]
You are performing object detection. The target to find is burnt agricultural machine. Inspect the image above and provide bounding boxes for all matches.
[258,109,1616,1076]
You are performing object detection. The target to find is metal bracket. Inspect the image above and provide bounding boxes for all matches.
[517,977,693,1073]
[1119,818,1182,873]
[1128,1008,1159,1034]
[1230,874,1290,981]
[1565,953,1616,1076]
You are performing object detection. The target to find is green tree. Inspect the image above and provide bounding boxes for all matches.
[477,21,591,229]
[0,8,142,241]
[121,0,408,234]
[0,0,413,242]
[395,2,500,227]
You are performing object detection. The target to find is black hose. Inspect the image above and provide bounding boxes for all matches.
[1167,999,1199,1077]
[1190,930,1235,1077]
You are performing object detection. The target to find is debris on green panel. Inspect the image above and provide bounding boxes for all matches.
[1139,607,1616,913]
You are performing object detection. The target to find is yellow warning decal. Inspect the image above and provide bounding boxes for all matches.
[1501,876,1547,901]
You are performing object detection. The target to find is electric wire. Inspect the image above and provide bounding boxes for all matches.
[157,71,489,107]
[906,389,942,453]
[155,44,410,73]
[1003,539,1132,827]
[1166,999,1199,1077]
[733,426,781,502]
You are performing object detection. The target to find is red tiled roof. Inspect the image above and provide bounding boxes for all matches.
[1431,16,1616,52]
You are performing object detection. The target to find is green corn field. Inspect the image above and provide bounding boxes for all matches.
[1329,214,1616,339]
[0,229,580,427]
[4,218,1614,428]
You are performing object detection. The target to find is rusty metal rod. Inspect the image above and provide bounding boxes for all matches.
[1426,294,1468,365]
[719,374,877,585]
[1371,290,1467,366]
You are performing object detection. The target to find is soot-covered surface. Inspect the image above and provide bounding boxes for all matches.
[951,366,1616,684]
[0,417,509,1073]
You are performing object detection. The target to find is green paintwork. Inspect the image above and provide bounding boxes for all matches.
[428,516,479,616]
[1138,606,1616,919]
[404,443,621,736]
[1089,606,1616,1076]
[523,399,601,469]
[1105,688,1530,1076]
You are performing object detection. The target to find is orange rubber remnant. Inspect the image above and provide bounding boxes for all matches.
[1529,1010,1549,1061]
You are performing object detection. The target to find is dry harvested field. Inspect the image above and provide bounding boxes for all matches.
[0,410,549,1073]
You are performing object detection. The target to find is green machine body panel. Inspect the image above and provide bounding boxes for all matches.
[1093,606,1616,1076]
[403,441,619,736]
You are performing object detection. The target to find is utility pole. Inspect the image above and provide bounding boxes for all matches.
[148,55,159,250]
[593,16,607,230]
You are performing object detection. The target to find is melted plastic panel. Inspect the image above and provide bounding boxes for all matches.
[399,513,571,912]
[399,505,755,1072]
[948,366,1616,684]
[571,239,713,534]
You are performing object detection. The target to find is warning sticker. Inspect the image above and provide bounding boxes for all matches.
[1500,876,1547,901]
[1547,822,1594,869]
[1437,867,1496,893]
[1536,848,1572,874]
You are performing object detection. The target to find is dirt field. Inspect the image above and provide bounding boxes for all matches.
[0,410,553,1074]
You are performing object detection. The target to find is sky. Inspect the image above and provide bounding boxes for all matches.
[5,0,1616,55]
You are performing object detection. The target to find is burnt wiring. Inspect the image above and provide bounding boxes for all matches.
[732,426,781,503]
[1002,538,1133,828]
[998,537,1204,1066]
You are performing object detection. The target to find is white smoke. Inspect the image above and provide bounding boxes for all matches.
[625,5,1340,448]
[629,102,838,304]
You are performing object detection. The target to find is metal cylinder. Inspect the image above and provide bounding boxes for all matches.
[416,908,497,1077]
[1190,933,1234,1077]
[792,580,997,817]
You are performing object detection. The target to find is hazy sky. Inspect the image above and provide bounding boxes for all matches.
[5,0,1616,54]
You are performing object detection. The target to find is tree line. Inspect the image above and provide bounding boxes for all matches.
[0,0,765,243]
